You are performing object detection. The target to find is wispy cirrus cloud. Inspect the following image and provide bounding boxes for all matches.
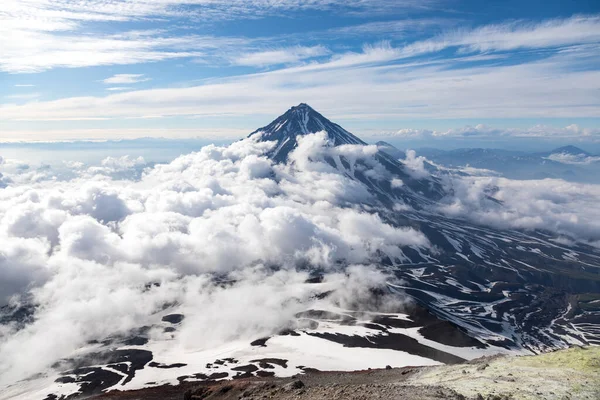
[1,38,599,126]
[447,15,600,53]
[0,29,216,73]
[102,74,150,84]
[348,15,600,61]
[233,45,331,67]
[0,0,437,25]
[0,0,250,73]
[2,1,598,74]
[0,128,248,142]
[325,18,453,37]
[106,87,134,91]
[3,93,42,101]
[546,153,600,165]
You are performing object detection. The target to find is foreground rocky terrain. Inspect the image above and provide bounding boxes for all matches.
[93,346,599,400]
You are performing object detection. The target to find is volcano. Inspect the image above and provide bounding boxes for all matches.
[249,103,366,162]
[251,103,446,207]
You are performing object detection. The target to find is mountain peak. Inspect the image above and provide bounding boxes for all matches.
[550,145,590,156]
[290,102,313,110]
[249,104,366,162]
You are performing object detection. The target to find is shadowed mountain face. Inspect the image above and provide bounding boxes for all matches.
[376,141,405,160]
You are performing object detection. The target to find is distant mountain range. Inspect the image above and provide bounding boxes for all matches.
[376,142,600,183]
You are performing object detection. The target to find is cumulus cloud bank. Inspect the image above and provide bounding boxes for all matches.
[395,149,600,246]
[2,134,600,386]
[437,174,600,247]
[0,133,424,385]
[546,153,600,165]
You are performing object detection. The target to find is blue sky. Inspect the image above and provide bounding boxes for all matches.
[1,0,600,146]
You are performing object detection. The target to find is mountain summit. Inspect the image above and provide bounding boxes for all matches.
[249,103,446,206]
[548,145,591,156]
[249,103,365,162]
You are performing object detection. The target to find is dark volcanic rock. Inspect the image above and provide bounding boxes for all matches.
[250,337,270,347]
[295,310,357,325]
[279,328,301,336]
[56,367,123,397]
[419,321,486,348]
[283,380,305,391]
[307,331,465,364]
[231,364,259,373]
[107,363,130,374]
[162,314,185,324]
[55,348,153,397]
[123,336,149,346]
[149,361,187,369]
[250,358,288,368]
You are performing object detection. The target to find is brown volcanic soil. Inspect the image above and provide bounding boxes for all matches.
[94,367,465,400]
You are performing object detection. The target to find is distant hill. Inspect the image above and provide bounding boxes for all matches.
[537,145,592,157]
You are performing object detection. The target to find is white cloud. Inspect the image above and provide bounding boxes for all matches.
[102,74,150,84]
[0,1,435,25]
[0,29,207,73]
[0,128,247,142]
[546,153,600,165]
[234,45,330,67]
[106,86,133,91]
[3,93,41,101]
[83,155,149,180]
[0,133,427,384]
[0,5,598,142]
[373,124,600,139]
[398,15,600,58]
[2,43,599,123]
[1,131,599,390]
[0,0,433,72]
[402,150,429,179]
[326,18,452,37]
[437,174,600,246]
[0,11,598,127]
[450,15,600,53]
[0,0,597,76]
